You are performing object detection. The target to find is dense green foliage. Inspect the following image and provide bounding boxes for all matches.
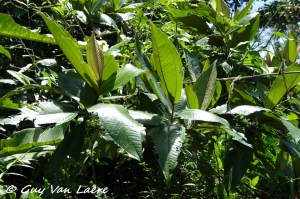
[0,0,300,198]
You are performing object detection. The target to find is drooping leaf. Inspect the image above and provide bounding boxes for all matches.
[281,119,300,143]
[44,123,85,177]
[88,103,145,160]
[148,124,185,186]
[91,0,108,14]
[229,14,260,50]
[226,12,259,35]
[0,101,78,126]
[167,7,213,35]
[185,83,199,109]
[151,22,183,104]
[0,84,68,110]
[193,61,217,110]
[0,123,69,157]
[224,141,253,192]
[99,64,145,95]
[57,70,97,105]
[226,105,268,116]
[266,64,300,109]
[0,45,11,60]
[0,13,56,45]
[91,13,119,31]
[128,110,166,126]
[41,13,100,95]
[183,48,203,82]
[86,31,104,87]
[7,70,35,85]
[179,109,230,127]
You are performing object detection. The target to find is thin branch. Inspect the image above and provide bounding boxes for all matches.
[216,71,300,81]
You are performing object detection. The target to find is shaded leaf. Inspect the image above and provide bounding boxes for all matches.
[44,123,85,176]
[224,141,253,191]
[57,70,97,105]
[148,124,185,186]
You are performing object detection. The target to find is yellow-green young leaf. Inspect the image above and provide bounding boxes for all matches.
[40,13,100,95]
[283,32,297,66]
[185,83,198,109]
[233,0,254,21]
[87,31,104,87]
[202,59,210,72]
[102,55,119,81]
[266,51,272,67]
[266,64,300,109]
[0,13,56,45]
[211,0,230,18]
[193,61,217,110]
[151,22,183,104]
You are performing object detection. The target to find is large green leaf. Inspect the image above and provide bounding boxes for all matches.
[57,70,97,105]
[99,64,144,95]
[151,22,183,104]
[224,141,253,192]
[167,7,213,35]
[88,103,145,160]
[0,123,68,157]
[0,13,56,45]
[193,61,217,110]
[41,13,100,95]
[0,101,78,126]
[148,124,185,186]
[86,31,104,87]
[266,64,300,109]
[183,48,203,82]
[44,123,85,177]
[179,109,230,127]
[135,34,172,112]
